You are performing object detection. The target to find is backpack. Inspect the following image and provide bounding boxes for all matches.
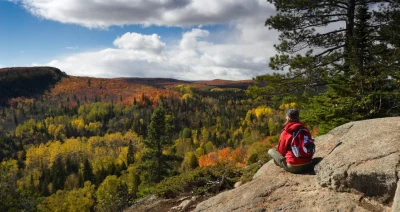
[291,127,315,158]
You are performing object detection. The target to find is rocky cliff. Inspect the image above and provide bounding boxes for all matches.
[194,117,400,212]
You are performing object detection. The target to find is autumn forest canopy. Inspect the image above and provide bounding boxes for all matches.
[1,0,400,211]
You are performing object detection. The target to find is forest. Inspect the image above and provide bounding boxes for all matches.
[0,67,286,211]
[1,0,400,211]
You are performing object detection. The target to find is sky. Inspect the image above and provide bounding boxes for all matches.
[1,0,279,80]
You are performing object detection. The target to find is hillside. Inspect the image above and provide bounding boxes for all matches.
[0,67,253,106]
[0,67,270,212]
[193,79,254,90]
[0,67,66,105]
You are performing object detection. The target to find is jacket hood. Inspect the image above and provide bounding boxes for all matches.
[284,122,306,133]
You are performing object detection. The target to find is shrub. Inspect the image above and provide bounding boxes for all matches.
[151,166,242,198]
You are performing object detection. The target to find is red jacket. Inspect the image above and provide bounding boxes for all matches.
[277,122,312,165]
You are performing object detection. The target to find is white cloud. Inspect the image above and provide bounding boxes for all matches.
[179,29,209,50]
[15,0,280,80]
[113,33,166,54]
[15,0,273,28]
[48,24,278,80]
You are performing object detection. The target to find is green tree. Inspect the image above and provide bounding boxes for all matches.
[64,174,80,191]
[38,181,95,212]
[182,127,191,139]
[39,166,50,196]
[249,0,400,132]
[51,156,66,193]
[0,160,39,212]
[78,159,94,187]
[95,176,131,212]
[141,105,173,184]
[181,152,198,172]
[131,173,140,199]
[127,140,135,166]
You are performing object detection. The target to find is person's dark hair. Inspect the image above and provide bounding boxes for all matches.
[286,109,300,123]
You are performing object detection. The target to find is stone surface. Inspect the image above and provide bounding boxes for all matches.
[393,179,400,212]
[315,117,400,204]
[125,195,205,212]
[234,181,243,188]
[194,117,400,212]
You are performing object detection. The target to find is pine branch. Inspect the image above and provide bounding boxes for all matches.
[295,19,347,30]
[314,45,345,58]
[304,29,347,39]
[301,13,348,19]
[314,3,349,10]
[363,0,395,4]
[314,55,344,68]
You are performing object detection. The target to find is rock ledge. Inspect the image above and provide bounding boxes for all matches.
[194,117,400,212]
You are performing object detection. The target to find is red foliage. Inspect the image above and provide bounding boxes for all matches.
[199,147,247,168]
[261,136,271,143]
[48,76,183,105]
[312,128,319,136]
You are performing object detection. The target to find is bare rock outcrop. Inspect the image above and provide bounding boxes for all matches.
[194,117,400,211]
[315,118,400,204]
[125,195,206,212]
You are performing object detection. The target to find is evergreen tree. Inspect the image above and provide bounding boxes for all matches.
[114,162,127,177]
[140,105,173,184]
[116,183,131,211]
[131,173,140,199]
[39,166,50,196]
[30,174,35,191]
[79,159,94,187]
[51,157,66,192]
[127,140,135,166]
[249,0,400,132]
[95,168,107,185]
[13,112,18,126]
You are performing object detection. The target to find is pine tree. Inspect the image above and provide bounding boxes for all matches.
[116,183,131,211]
[79,159,94,187]
[249,0,400,132]
[13,112,18,126]
[30,174,35,191]
[127,140,135,166]
[140,105,173,184]
[38,165,50,196]
[131,173,140,199]
[51,157,66,192]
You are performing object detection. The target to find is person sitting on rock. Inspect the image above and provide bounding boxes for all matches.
[268,109,313,173]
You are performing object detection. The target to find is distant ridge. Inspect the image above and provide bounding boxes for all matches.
[0,66,254,106]
[0,66,66,105]
[119,77,254,89]
[194,79,254,89]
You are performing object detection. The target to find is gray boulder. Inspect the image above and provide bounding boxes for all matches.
[315,117,400,204]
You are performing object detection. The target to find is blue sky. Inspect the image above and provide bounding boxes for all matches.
[1,0,277,80]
